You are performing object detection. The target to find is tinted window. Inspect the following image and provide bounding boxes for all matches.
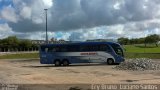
[49,46,67,52]
[80,45,99,51]
[40,46,45,52]
[60,46,68,52]
[45,48,49,52]
[80,45,88,51]
[89,45,99,51]
[68,45,80,52]
[41,44,112,52]
[51,47,57,52]
[99,44,111,52]
[40,46,49,52]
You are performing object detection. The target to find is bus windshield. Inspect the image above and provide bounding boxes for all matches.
[111,44,124,57]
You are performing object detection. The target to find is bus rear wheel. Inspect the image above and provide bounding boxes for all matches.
[62,60,69,66]
[107,59,114,65]
[54,60,61,66]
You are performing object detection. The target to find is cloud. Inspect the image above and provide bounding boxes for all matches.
[42,0,53,8]
[20,6,32,19]
[0,0,160,40]
[68,27,123,41]
[1,6,18,23]
[8,19,44,32]
[68,20,160,41]
[14,31,55,40]
[5,0,54,33]
[0,23,14,38]
[6,0,160,32]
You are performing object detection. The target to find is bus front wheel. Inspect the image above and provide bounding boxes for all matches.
[107,59,114,65]
[62,60,69,66]
[54,60,61,66]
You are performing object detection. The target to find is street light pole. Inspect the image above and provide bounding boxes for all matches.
[44,9,48,44]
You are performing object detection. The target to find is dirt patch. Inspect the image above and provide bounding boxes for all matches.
[90,71,118,76]
[0,59,160,84]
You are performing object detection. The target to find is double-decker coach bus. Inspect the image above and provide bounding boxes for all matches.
[39,42,125,66]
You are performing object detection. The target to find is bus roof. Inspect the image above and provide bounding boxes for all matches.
[40,42,120,47]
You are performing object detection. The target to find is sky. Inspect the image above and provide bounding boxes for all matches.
[0,0,160,41]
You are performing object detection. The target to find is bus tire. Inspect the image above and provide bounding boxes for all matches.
[54,60,61,66]
[62,59,69,66]
[107,58,114,65]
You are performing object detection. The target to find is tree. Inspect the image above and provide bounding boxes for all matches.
[118,37,129,45]
[0,36,40,52]
[19,40,32,51]
[7,36,19,48]
[145,34,160,47]
[0,36,20,51]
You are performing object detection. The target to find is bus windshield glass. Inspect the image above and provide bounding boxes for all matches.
[111,44,124,57]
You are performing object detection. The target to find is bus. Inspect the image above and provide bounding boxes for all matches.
[39,42,125,66]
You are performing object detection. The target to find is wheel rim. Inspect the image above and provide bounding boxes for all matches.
[108,59,113,65]
[55,61,60,66]
[63,61,68,66]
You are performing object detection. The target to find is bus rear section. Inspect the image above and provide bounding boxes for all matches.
[39,42,125,66]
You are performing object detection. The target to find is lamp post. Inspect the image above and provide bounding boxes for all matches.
[44,9,48,44]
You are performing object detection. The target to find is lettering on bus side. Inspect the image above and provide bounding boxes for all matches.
[80,52,98,55]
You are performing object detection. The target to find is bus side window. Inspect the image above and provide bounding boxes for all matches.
[80,45,85,51]
[55,46,60,52]
[60,46,68,52]
[89,45,99,51]
[80,45,90,51]
[80,45,99,51]
[99,45,105,51]
[68,45,79,52]
[48,47,54,52]
[99,45,111,52]
[45,48,48,52]
[52,47,56,52]
[41,47,45,52]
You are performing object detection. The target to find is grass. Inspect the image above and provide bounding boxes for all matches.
[125,53,160,59]
[124,44,160,53]
[0,53,39,59]
[124,44,160,59]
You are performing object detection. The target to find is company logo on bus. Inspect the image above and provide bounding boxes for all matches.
[80,52,98,55]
